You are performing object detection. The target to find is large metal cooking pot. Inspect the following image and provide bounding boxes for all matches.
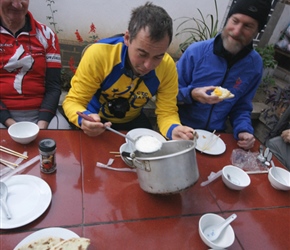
[128,139,199,195]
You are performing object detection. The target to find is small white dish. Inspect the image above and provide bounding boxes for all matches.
[199,213,235,249]
[268,167,290,191]
[14,227,79,250]
[222,165,250,190]
[195,129,226,155]
[8,122,39,144]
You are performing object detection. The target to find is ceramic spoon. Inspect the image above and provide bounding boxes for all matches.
[257,145,265,162]
[0,182,12,219]
[264,151,272,167]
[204,213,237,241]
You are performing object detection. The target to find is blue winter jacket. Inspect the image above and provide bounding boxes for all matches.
[177,34,263,140]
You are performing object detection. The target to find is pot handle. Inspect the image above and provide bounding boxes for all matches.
[121,152,151,172]
[132,159,151,172]
[121,151,135,159]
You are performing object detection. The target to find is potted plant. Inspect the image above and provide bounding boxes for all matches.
[174,0,219,53]
[255,44,278,80]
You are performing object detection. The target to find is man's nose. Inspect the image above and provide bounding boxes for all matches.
[143,58,155,70]
[232,24,243,37]
[11,0,24,8]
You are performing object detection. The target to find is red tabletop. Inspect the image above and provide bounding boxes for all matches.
[0,129,289,250]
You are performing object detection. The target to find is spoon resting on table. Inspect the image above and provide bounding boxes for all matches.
[204,213,237,241]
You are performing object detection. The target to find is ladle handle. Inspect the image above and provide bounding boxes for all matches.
[121,151,135,158]
[76,111,135,143]
[105,126,135,143]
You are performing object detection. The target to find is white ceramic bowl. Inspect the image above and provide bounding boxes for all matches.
[268,167,290,191]
[222,165,251,190]
[199,213,235,249]
[8,122,39,144]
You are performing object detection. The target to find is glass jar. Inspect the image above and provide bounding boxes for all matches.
[39,139,56,174]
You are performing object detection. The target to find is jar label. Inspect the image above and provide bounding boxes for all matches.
[40,154,56,173]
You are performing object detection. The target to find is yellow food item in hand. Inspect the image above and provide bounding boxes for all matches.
[213,87,223,97]
[211,86,235,99]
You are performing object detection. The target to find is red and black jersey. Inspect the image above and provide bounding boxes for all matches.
[0,11,61,123]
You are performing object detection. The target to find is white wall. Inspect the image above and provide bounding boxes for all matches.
[29,0,229,56]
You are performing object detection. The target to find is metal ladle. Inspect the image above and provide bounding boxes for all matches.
[76,111,162,153]
[0,182,12,219]
[105,126,162,154]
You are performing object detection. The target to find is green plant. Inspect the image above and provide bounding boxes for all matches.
[260,85,290,130]
[46,0,63,34]
[175,0,219,52]
[255,45,278,69]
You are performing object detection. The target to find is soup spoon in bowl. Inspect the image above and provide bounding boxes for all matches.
[204,213,237,242]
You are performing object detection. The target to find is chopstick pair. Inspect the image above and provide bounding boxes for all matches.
[0,159,18,169]
[110,151,121,157]
[200,130,220,152]
[0,146,28,159]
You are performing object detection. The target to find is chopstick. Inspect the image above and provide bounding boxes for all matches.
[0,159,18,169]
[246,170,269,174]
[200,130,219,152]
[0,146,28,159]
[76,111,96,122]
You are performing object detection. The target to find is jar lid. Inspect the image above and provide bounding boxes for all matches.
[39,139,56,152]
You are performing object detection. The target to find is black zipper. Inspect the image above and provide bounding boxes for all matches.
[204,66,230,130]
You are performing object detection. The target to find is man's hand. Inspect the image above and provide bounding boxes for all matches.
[172,125,196,140]
[237,132,255,150]
[80,113,111,137]
[191,86,223,104]
[281,129,290,143]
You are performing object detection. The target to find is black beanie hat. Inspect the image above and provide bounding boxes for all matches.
[228,0,272,31]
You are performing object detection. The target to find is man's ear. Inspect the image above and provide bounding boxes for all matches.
[124,31,130,46]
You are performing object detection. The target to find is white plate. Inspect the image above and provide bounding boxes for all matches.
[0,175,52,229]
[126,128,166,143]
[14,227,79,250]
[195,129,226,155]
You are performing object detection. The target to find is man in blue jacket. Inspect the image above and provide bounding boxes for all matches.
[177,0,272,150]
